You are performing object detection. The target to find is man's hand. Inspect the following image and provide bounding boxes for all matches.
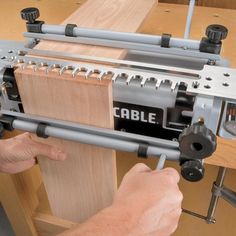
[113,163,183,236]
[60,163,183,236]
[0,132,67,174]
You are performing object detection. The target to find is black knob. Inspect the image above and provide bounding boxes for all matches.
[179,123,216,159]
[206,24,228,43]
[21,7,40,23]
[181,160,204,182]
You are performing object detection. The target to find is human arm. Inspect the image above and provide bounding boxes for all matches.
[59,163,183,236]
[0,132,67,174]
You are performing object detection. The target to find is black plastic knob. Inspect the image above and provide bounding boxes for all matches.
[179,123,216,159]
[21,7,40,23]
[181,160,204,182]
[206,24,228,43]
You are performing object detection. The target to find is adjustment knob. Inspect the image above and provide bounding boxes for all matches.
[181,160,204,182]
[179,123,216,159]
[206,24,228,43]
[21,7,40,23]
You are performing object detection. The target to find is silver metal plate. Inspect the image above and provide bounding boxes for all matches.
[0,40,236,101]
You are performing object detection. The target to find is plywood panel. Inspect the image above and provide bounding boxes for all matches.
[36,0,156,59]
[15,69,116,222]
[16,0,156,222]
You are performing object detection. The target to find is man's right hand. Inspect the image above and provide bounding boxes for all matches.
[59,163,183,236]
[113,163,183,236]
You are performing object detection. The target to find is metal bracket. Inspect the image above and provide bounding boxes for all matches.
[183,167,236,224]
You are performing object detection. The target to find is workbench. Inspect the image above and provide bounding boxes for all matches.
[0,2,236,236]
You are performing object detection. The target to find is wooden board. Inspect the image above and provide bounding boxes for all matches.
[33,213,76,236]
[15,69,116,222]
[36,0,156,59]
[0,167,41,236]
[15,0,156,222]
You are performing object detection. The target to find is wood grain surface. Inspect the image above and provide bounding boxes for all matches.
[15,0,156,222]
[36,0,156,59]
[15,68,116,222]
[33,213,76,236]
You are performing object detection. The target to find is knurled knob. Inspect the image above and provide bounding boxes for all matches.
[179,123,216,159]
[21,7,40,23]
[181,160,205,182]
[206,24,228,43]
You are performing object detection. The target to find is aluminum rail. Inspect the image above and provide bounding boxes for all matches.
[39,24,201,50]
[24,32,219,61]
[1,111,180,160]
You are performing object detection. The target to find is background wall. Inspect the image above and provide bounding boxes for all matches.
[160,0,236,9]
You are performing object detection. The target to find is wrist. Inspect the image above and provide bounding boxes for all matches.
[86,205,134,236]
[99,204,136,236]
[61,205,137,236]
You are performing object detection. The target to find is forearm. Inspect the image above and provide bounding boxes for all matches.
[59,205,135,236]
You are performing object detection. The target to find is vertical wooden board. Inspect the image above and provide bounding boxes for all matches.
[15,69,116,222]
[16,0,156,222]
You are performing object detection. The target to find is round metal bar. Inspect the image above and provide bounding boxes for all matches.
[206,167,227,224]
[41,24,200,50]
[12,119,180,160]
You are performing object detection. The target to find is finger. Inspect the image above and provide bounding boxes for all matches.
[2,159,36,174]
[19,133,68,161]
[129,163,151,173]
[160,167,180,183]
[30,141,68,161]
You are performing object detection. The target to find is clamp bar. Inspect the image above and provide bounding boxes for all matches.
[13,120,179,160]
[24,32,220,61]
[206,167,227,224]
[0,110,180,160]
[40,24,201,50]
